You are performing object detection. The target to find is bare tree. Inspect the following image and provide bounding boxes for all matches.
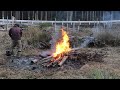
[22,11,23,20]
[32,11,34,20]
[2,11,4,19]
[45,11,47,20]
[28,11,30,20]
[11,11,12,19]
[66,11,68,21]
[69,11,73,21]
[15,11,18,20]
[41,11,43,20]
[36,11,38,20]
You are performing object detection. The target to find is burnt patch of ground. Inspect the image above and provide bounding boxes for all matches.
[4,48,106,74]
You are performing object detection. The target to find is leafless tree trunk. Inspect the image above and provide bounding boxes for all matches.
[93,11,94,21]
[41,11,43,20]
[11,11,12,19]
[50,11,52,20]
[81,11,83,21]
[74,11,77,20]
[34,11,36,20]
[87,11,88,21]
[45,11,47,20]
[69,11,73,21]
[28,11,30,20]
[94,11,96,20]
[32,11,34,20]
[67,11,68,21]
[22,11,23,20]
[2,11,4,19]
[15,11,18,20]
[36,11,38,20]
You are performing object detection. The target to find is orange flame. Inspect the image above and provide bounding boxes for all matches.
[52,28,71,60]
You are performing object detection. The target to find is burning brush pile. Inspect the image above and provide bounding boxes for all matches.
[37,28,106,68]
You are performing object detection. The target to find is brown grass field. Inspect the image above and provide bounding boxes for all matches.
[0,26,120,79]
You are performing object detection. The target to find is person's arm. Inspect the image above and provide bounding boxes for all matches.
[9,29,12,37]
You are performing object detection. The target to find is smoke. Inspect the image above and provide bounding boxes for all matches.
[50,25,62,53]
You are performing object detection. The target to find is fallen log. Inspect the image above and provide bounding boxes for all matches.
[38,47,81,65]
[58,56,68,66]
[52,57,63,67]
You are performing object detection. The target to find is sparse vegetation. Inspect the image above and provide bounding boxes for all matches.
[1,23,120,79]
[39,23,52,30]
[87,69,120,79]
[22,26,52,49]
[94,29,120,47]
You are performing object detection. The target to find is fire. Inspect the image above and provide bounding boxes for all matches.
[52,28,71,60]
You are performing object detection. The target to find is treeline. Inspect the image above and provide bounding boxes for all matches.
[0,11,106,21]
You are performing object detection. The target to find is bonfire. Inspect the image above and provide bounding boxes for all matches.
[52,29,71,61]
[34,28,105,67]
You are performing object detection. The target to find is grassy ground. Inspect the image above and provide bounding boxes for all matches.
[0,26,120,79]
[0,46,120,79]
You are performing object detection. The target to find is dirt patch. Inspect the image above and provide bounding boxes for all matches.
[3,48,106,73]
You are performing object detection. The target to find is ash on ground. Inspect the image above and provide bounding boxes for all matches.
[5,56,85,72]
[4,48,106,72]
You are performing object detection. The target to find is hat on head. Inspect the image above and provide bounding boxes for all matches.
[14,24,19,27]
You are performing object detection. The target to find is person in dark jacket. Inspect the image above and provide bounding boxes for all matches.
[9,24,22,57]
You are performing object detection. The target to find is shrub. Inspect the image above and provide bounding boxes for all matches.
[39,23,52,30]
[94,30,120,47]
[22,26,52,49]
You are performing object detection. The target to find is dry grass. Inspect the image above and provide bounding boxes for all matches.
[0,46,120,79]
[0,25,120,79]
[95,31,120,47]
[92,25,120,47]
[22,26,52,49]
[0,26,52,57]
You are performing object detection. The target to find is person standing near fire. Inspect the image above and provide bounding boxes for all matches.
[9,24,22,57]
